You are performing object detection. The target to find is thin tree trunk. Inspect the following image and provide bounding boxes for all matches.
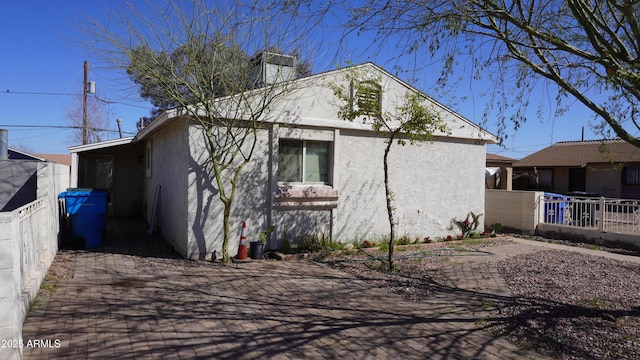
[221,200,231,262]
[383,140,395,270]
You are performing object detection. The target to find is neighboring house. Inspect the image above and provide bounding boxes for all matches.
[35,153,72,167]
[0,141,71,212]
[70,62,497,260]
[513,139,640,199]
[486,153,515,190]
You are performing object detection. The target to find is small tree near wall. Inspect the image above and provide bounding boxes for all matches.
[331,68,448,270]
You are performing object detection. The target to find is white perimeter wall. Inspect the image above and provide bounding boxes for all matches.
[485,189,544,234]
[0,162,69,360]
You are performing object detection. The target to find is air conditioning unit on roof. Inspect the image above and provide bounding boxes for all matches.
[249,51,297,88]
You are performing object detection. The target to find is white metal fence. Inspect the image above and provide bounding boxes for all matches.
[542,194,640,235]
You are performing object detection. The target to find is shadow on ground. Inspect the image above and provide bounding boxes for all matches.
[100,217,183,259]
[22,219,556,359]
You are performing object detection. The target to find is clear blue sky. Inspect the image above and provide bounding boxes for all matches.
[1,1,603,158]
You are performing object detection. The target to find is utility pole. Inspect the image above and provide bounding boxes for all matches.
[82,60,88,144]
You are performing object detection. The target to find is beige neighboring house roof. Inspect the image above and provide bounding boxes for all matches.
[35,153,72,166]
[514,140,640,167]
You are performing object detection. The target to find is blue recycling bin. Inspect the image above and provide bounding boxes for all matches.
[58,189,108,249]
[544,192,570,224]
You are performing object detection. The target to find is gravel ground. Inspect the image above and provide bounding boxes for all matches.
[490,249,640,360]
[317,238,640,360]
[44,236,640,359]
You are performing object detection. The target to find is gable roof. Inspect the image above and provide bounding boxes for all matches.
[7,148,44,161]
[514,139,640,167]
[136,62,497,144]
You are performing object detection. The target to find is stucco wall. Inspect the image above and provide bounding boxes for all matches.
[145,120,190,257]
[185,125,271,260]
[336,132,487,241]
[178,122,489,258]
[587,164,621,198]
[542,165,621,198]
[145,63,500,257]
[274,210,332,244]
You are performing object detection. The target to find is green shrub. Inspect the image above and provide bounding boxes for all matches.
[378,240,389,252]
[450,212,483,238]
[396,234,412,246]
[297,231,340,253]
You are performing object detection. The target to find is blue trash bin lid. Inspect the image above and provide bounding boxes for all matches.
[59,188,109,214]
[544,192,569,199]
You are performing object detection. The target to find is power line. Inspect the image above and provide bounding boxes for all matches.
[0,124,136,135]
[3,89,152,110]
[3,89,79,96]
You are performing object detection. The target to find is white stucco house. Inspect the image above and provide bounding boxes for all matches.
[70,61,497,260]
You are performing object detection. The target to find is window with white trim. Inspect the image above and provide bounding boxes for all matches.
[278,139,330,184]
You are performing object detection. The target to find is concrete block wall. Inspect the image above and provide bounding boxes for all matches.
[0,201,52,360]
[0,210,22,360]
[485,189,544,234]
[0,162,68,360]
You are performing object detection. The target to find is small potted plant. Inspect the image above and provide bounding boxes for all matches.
[250,225,274,259]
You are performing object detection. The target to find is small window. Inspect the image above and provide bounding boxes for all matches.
[622,168,640,185]
[354,81,381,118]
[278,140,330,183]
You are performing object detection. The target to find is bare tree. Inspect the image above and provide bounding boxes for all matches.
[65,93,111,145]
[345,0,640,147]
[331,67,447,270]
[87,0,311,262]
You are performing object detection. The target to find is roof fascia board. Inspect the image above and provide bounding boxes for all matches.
[68,136,135,153]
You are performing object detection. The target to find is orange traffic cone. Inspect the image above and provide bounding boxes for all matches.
[236,221,248,260]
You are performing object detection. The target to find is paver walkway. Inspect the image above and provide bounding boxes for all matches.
[22,221,638,359]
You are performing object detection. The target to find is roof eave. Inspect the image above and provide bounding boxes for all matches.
[68,137,135,153]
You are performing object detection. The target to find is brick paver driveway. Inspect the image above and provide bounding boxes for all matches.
[22,220,542,359]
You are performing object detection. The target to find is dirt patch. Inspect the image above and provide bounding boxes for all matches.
[45,250,78,280]
[317,238,511,302]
